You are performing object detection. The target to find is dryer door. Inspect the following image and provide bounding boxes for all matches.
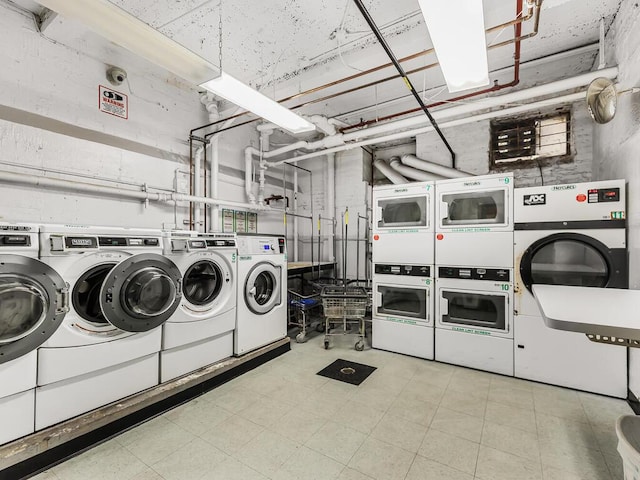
[99,253,182,332]
[519,232,628,293]
[244,262,282,315]
[0,255,68,364]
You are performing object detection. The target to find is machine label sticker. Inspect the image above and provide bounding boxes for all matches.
[385,317,418,325]
[452,326,491,336]
[463,181,481,187]
[450,227,491,233]
[393,188,408,193]
[231,253,236,263]
[99,85,128,119]
[611,211,625,219]
[387,229,419,233]
[523,193,546,206]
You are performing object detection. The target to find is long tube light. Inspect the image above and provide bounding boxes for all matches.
[36,0,315,134]
[418,0,490,93]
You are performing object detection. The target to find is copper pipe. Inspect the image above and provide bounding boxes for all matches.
[340,0,538,132]
[190,0,536,136]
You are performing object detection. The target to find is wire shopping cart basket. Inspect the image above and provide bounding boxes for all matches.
[320,285,368,351]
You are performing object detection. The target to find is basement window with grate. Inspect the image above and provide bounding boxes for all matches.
[490,112,571,167]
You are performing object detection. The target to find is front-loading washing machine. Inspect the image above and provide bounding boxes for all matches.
[160,231,236,382]
[0,223,68,445]
[372,181,434,264]
[36,225,182,429]
[513,179,627,397]
[235,234,287,356]
[435,266,514,375]
[435,173,514,268]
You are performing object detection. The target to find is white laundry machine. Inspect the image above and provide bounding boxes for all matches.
[235,235,287,356]
[160,231,236,382]
[435,266,514,375]
[372,181,434,264]
[435,173,514,268]
[0,223,68,445]
[514,180,627,397]
[36,225,183,429]
[372,263,434,359]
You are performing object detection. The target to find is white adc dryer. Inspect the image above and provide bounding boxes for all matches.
[514,180,627,397]
[161,232,236,382]
[36,225,182,429]
[0,223,68,445]
[435,173,514,268]
[235,235,287,356]
[372,181,434,264]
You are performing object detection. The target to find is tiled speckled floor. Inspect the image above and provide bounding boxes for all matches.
[32,331,631,480]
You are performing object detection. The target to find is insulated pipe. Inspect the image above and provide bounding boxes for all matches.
[0,170,269,210]
[327,153,336,264]
[193,146,204,232]
[389,158,448,181]
[244,148,256,204]
[400,154,470,178]
[258,129,272,204]
[293,169,299,262]
[373,159,408,184]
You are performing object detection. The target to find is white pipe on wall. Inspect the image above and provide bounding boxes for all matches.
[293,169,299,262]
[389,158,448,181]
[193,146,203,231]
[373,160,408,184]
[400,154,470,178]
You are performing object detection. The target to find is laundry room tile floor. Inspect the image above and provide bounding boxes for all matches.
[32,331,632,480]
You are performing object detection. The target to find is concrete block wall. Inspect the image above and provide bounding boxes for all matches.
[593,1,640,398]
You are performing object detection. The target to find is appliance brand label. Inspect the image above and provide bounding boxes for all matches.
[552,185,576,190]
[463,181,481,187]
[239,255,252,261]
[393,188,408,193]
[523,193,546,206]
[65,237,97,248]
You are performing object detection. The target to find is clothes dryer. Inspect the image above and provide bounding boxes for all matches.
[160,232,236,382]
[235,235,287,356]
[435,173,514,268]
[435,266,514,375]
[514,180,627,397]
[36,225,182,429]
[372,181,434,264]
[0,223,67,445]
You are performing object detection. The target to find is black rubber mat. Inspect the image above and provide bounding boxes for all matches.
[317,359,376,386]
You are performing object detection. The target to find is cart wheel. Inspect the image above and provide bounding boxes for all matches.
[355,341,364,351]
[324,339,330,350]
[296,332,307,343]
[316,322,325,333]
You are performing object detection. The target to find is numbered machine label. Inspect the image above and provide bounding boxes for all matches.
[99,85,128,119]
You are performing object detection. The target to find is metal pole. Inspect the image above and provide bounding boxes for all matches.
[310,169,314,280]
[356,213,361,283]
[343,207,348,288]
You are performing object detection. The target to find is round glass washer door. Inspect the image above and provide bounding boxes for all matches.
[183,260,223,306]
[99,253,182,332]
[0,255,68,364]
[245,263,281,315]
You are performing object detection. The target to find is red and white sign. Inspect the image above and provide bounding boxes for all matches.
[99,85,128,119]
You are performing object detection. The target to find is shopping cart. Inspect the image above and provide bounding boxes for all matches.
[321,286,368,351]
[288,289,322,343]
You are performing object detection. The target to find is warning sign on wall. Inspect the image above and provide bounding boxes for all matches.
[99,85,128,119]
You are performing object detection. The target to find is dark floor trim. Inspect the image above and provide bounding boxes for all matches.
[627,389,640,415]
[1,342,290,480]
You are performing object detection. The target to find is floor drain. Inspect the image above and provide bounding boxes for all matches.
[317,359,377,385]
[340,367,356,375]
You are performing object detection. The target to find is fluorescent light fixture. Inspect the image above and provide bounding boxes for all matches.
[200,73,315,134]
[36,0,315,134]
[418,0,490,93]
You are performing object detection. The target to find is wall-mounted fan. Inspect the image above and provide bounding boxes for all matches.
[586,77,640,124]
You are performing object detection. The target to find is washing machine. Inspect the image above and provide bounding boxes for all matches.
[435,266,514,375]
[235,234,287,356]
[160,231,236,382]
[435,173,514,268]
[36,225,182,429]
[372,263,434,359]
[0,223,68,445]
[514,180,627,397]
[372,181,434,264]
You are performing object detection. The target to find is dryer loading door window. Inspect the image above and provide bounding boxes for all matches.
[376,196,428,230]
[99,253,182,332]
[440,290,508,333]
[245,263,282,315]
[440,189,507,227]
[0,255,68,364]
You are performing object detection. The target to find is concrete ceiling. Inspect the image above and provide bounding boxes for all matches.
[9,0,623,127]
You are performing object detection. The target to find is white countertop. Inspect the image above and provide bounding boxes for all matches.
[532,285,640,339]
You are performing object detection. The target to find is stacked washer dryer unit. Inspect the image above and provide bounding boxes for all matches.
[235,234,287,356]
[434,173,515,375]
[514,180,627,397]
[36,225,183,429]
[0,223,68,445]
[372,181,435,359]
[161,231,236,382]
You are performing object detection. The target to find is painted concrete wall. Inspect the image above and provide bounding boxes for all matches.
[592,1,640,398]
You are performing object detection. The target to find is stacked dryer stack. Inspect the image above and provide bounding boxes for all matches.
[514,180,627,397]
[434,173,515,375]
[36,225,183,429]
[372,181,435,360]
[0,223,68,445]
[161,232,236,382]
